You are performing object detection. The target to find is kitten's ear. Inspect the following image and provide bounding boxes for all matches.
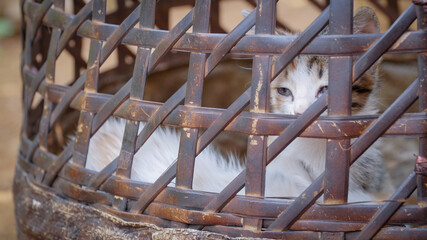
[353,6,380,34]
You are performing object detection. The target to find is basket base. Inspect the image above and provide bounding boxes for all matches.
[12,163,243,240]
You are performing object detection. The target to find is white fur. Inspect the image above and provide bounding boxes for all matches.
[85,117,384,202]
[87,119,239,193]
[86,119,309,197]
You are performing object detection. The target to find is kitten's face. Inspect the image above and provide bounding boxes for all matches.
[269,6,381,116]
[270,56,328,115]
[270,55,378,116]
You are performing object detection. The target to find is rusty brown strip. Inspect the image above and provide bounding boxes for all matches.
[76,15,425,56]
[114,0,157,210]
[38,28,61,150]
[72,0,105,169]
[54,178,112,204]
[243,0,275,230]
[323,0,353,204]
[142,202,242,226]
[42,85,427,137]
[93,204,172,228]
[25,2,426,56]
[176,0,211,189]
[54,162,426,224]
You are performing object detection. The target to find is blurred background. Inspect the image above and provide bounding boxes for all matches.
[0,0,21,239]
[0,0,419,239]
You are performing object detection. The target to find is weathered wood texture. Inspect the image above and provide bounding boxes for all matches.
[13,166,247,240]
[15,0,427,239]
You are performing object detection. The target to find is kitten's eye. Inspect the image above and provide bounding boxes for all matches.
[277,88,293,97]
[317,86,328,97]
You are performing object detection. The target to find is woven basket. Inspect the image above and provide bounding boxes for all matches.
[15,0,427,239]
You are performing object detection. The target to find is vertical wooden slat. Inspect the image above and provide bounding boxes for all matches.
[244,0,275,231]
[37,30,58,150]
[37,0,64,182]
[324,0,353,206]
[72,0,105,168]
[39,2,63,150]
[113,0,156,211]
[21,22,33,137]
[176,0,211,189]
[22,1,53,137]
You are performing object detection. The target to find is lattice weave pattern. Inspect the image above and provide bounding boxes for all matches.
[17,0,427,239]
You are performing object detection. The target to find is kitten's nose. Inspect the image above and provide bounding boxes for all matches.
[294,100,311,115]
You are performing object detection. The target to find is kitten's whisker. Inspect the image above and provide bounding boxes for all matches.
[236,64,252,71]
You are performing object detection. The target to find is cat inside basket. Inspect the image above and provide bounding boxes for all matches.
[83,7,394,203]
